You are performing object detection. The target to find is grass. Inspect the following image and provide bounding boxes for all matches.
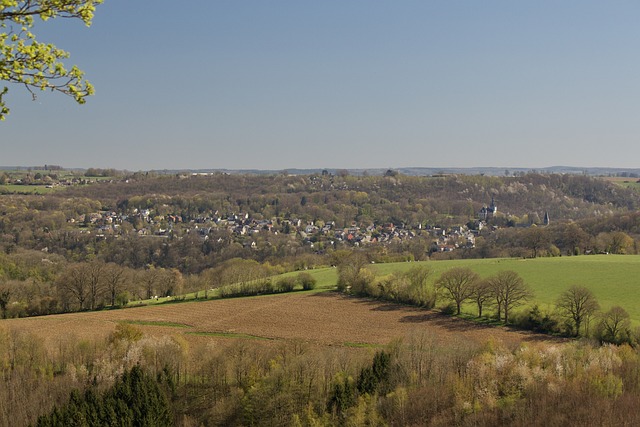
[0,184,60,194]
[275,268,339,290]
[126,255,640,325]
[602,177,640,191]
[121,320,192,328]
[368,255,640,322]
[343,342,383,348]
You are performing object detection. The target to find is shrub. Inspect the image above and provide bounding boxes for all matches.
[512,305,561,334]
[297,272,317,290]
[275,277,296,293]
[350,269,376,297]
[440,303,456,316]
[219,279,275,298]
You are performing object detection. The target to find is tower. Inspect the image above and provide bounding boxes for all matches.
[489,196,497,214]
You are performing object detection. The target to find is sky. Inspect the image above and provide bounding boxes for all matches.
[2,1,640,171]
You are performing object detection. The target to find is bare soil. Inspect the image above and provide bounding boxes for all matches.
[2,292,562,349]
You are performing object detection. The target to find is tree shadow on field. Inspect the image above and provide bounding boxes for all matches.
[307,292,566,343]
[400,312,568,343]
[400,313,495,333]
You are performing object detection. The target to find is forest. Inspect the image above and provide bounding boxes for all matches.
[3,321,640,426]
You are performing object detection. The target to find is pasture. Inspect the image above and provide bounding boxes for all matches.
[135,255,640,323]
[295,255,640,321]
[378,256,640,321]
[602,176,640,191]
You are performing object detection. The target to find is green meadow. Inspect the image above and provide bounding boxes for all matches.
[301,255,640,322]
[136,255,639,323]
[0,184,59,194]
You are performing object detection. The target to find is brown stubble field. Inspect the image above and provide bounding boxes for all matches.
[2,292,561,351]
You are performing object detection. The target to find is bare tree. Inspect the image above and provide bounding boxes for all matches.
[436,267,479,315]
[488,270,533,323]
[85,261,105,310]
[140,267,162,300]
[103,263,128,307]
[598,306,631,344]
[56,261,106,311]
[57,263,89,311]
[556,285,600,336]
[470,279,492,318]
[158,269,183,297]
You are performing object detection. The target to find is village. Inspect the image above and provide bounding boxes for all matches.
[73,203,485,254]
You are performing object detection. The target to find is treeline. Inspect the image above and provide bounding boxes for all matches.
[336,254,638,345]
[84,168,121,178]
[4,322,640,426]
[0,250,322,318]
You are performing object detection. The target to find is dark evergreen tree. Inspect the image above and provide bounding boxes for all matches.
[34,366,172,427]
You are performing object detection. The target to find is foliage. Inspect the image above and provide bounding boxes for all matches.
[296,271,317,290]
[218,278,274,299]
[328,350,394,418]
[275,276,296,293]
[0,0,103,120]
[597,306,632,345]
[108,321,143,345]
[336,251,371,295]
[6,323,640,426]
[512,304,561,334]
[35,366,172,426]
[376,266,436,308]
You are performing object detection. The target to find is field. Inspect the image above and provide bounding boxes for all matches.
[135,255,640,325]
[0,184,60,194]
[3,292,556,352]
[287,255,640,321]
[603,176,640,191]
[4,255,637,355]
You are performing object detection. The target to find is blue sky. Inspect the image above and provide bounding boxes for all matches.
[2,1,640,170]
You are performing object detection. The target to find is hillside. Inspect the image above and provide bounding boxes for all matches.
[57,172,640,223]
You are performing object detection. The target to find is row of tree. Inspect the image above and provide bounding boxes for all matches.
[0,253,319,318]
[337,258,636,344]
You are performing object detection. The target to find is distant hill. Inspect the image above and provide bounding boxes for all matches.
[4,165,640,177]
[148,166,640,177]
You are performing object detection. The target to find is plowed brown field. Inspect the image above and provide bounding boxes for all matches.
[2,292,559,349]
